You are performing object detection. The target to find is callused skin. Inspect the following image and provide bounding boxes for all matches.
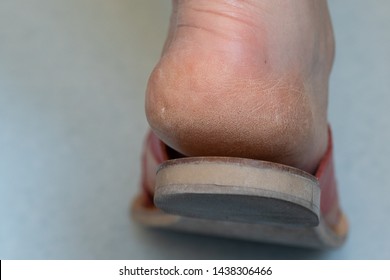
[146,0,335,174]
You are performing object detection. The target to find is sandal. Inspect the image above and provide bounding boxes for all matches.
[132,127,348,248]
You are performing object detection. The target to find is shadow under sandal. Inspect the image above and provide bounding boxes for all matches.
[132,127,348,248]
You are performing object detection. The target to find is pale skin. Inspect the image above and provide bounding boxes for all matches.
[145,0,335,174]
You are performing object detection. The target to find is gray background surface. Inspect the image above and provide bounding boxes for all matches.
[1,0,389,259]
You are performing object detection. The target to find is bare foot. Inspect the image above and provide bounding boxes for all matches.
[145,0,335,174]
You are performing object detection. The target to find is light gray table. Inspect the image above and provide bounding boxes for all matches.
[1,0,389,259]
